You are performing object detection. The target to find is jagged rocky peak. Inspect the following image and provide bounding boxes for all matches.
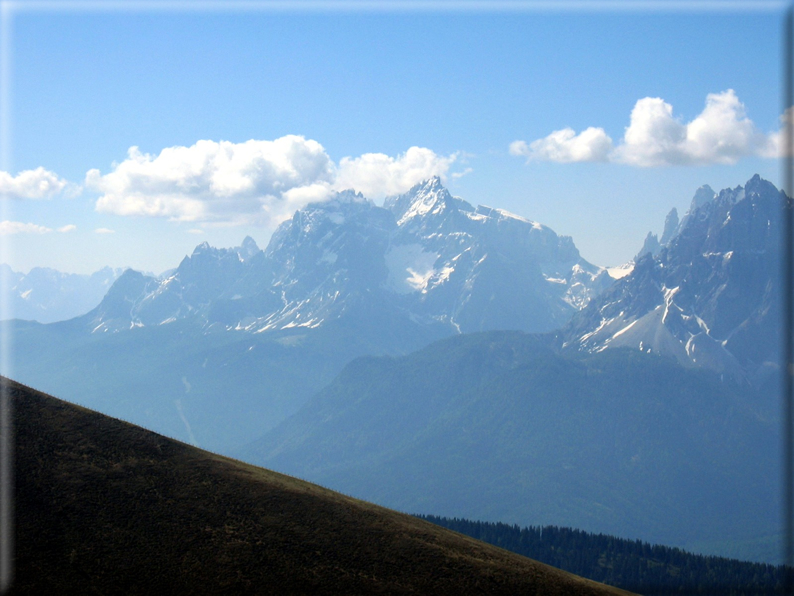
[745,172,780,197]
[332,188,369,204]
[384,177,473,225]
[635,232,661,260]
[265,190,390,260]
[560,174,786,393]
[192,241,212,255]
[690,184,717,211]
[237,236,260,261]
[660,208,679,246]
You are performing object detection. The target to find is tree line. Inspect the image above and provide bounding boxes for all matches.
[417,515,788,595]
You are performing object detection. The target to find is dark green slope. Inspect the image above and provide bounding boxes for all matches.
[243,331,779,562]
[6,378,634,596]
[419,516,788,595]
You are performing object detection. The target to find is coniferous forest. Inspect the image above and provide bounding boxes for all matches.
[417,515,789,595]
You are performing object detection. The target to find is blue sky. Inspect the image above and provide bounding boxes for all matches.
[0,2,788,274]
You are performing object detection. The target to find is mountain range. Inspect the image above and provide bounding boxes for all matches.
[3,177,613,453]
[559,174,786,418]
[2,174,787,565]
[86,177,610,336]
[0,264,124,324]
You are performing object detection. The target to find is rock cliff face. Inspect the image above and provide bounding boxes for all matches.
[559,174,786,395]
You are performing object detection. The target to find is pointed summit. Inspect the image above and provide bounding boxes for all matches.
[745,173,779,198]
[192,241,212,255]
[237,236,260,262]
[689,185,716,212]
[660,208,679,246]
[423,175,444,190]
[635,232,661,260]
[384,177,472,226]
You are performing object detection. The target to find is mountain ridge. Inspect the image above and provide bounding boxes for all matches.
[84,177,610,336]
[558,173,786,402]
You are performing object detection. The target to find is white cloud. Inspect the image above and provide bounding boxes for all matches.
[759,106,794,159]
[514,90,783,167]
[94,228,116,234]
[334,146,457,199]
[57,224,77,233]
[88,136,336,226]
[187,228,205,235]
[0,167,74,199]
[0,221,52,235]
[615,90,769,166]
[511,127,612,163]
[87,137,458,226]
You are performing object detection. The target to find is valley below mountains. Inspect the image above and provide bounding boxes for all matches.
[242,331,780,561]
[3,174,789,565]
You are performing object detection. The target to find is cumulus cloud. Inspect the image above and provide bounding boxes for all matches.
[760,106,794,159]
[87,137,458,226]
[87,136,336,226]
[0,167,74,199]
[514,90,783,167]
[510,127,612,163]
[57,224,77,233]
[0,221,52,235]
[334,146,457,199]
[615,90,769,166]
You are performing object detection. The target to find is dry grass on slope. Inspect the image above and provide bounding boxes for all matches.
[5,378,635,595]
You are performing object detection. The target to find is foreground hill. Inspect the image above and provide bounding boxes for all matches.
[242,331,779,563]
[6,378,633,596]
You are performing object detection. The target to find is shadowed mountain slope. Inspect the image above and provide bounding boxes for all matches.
[6,378,634,596]
[242,331,779,562]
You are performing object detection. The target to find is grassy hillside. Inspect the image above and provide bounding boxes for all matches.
[5,377,633,595]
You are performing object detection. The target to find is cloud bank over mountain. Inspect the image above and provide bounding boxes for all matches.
[512,90,784,166]
[86,137,458,227]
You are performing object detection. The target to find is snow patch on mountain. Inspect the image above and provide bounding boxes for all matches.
[606,263,634,279]
[384,244,441,294]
